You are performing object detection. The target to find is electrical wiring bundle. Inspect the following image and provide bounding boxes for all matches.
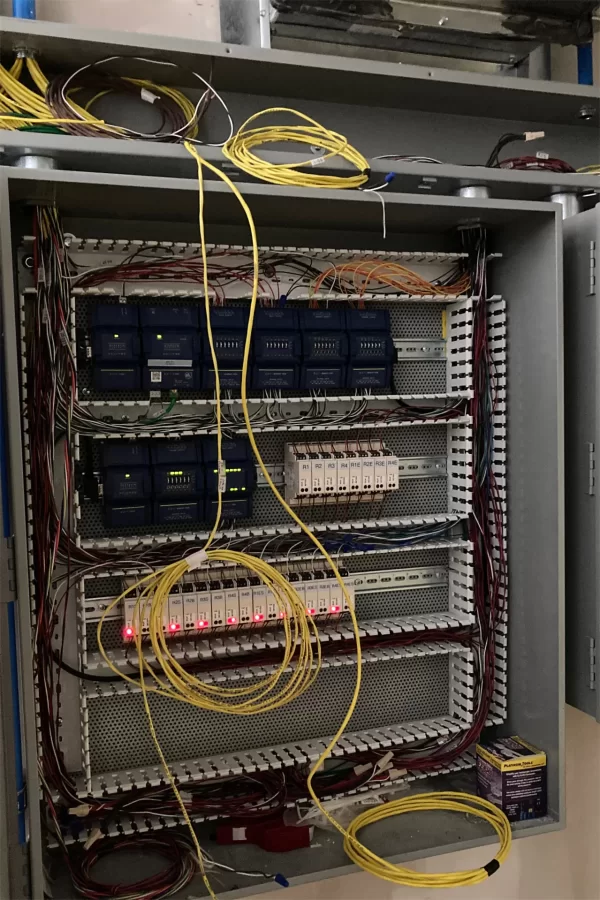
[26,128,509,897]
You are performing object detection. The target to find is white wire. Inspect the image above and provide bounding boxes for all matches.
[59,55,234,147]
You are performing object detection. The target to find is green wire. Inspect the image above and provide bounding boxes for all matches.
[142,391,178,424]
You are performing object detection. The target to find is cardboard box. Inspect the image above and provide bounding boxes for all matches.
[476,736,547,822]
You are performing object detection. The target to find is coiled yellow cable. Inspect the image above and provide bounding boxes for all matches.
[222,107,370,189]
[97,553,321,715]
[0,57,199,138]
[578,164,600,175]
[345,791,511,887]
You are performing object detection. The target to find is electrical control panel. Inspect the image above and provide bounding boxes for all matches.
[4,158,565,900]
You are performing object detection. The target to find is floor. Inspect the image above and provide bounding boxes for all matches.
[253,706,600,900]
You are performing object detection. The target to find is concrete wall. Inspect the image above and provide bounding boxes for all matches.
[0,0,221,41]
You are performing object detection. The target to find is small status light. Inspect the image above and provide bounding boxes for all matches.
[169,622,180,632]
[306,608,316,616]
[254,613,264,622]
[227,616,237,624]
[330,604,341,613]
[156,334,163,340]
[124,473,131,479]
[113,333,120,338]
[197,620,209,629]
[124,626,134,637]
[278,611,286,619]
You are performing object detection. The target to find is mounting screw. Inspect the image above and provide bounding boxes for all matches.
[579,104,597,121]
[260,7,266,15]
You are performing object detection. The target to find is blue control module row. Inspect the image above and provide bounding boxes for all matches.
[99,436,255,529]
[88,305,395,391]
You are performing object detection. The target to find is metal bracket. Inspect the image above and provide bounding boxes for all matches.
[588,442,596,495]
[351,565,448,594]
[589,240,596,297]
[394,339,446,360]
[589,637,596,690]
[398,457,447,478]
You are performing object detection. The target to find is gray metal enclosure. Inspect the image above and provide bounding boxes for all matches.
[564,208,600,722]
[0,165,564,898]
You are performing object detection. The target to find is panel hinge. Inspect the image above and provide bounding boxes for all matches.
[588,442,596,495]
[2,537,17,597]
[589,637,596,690]
[590,240,596,296]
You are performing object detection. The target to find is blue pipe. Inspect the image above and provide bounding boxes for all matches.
[12,0,36,19]
[578,44,594,86]
[0,332,26,844]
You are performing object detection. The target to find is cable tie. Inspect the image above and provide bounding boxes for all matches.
[186,549,208,570]
[483,859,500,877]
[68,804,92,817]
[141,88,159,104]
[375,750,394,771]
[83,828,102,850]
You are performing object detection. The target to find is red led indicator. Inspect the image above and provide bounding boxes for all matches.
[306,608,316,616]
[197,620,209,629]
[124,626,134,637]
[254,613,264,622]
[278,611,286,619]
[330,604,341,613]
[227,616,237,624]
[169,622,180,632]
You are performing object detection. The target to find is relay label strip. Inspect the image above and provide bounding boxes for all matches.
[285,439,400,505]
[122,570,356,638]
[87,304,395,392]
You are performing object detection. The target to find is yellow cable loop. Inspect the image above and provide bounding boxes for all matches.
[222,107,370,189]
[578,164,600,175]
[344,792,511,887]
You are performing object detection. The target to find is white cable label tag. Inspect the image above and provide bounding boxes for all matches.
[536,151,550,160]
[150,371,162,383]
[218,476,227,493]
[186,549,208,570]
[232,827,246,841]
[310,156,326,167]
[141,88,159,104]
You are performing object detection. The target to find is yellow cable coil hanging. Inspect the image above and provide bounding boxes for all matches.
[222,107,370,189]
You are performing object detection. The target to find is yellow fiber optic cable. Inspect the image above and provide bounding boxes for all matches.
[222,107,370,189]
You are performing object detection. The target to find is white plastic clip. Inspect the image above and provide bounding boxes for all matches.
[186,549,208,570]
[84,828,102,850]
